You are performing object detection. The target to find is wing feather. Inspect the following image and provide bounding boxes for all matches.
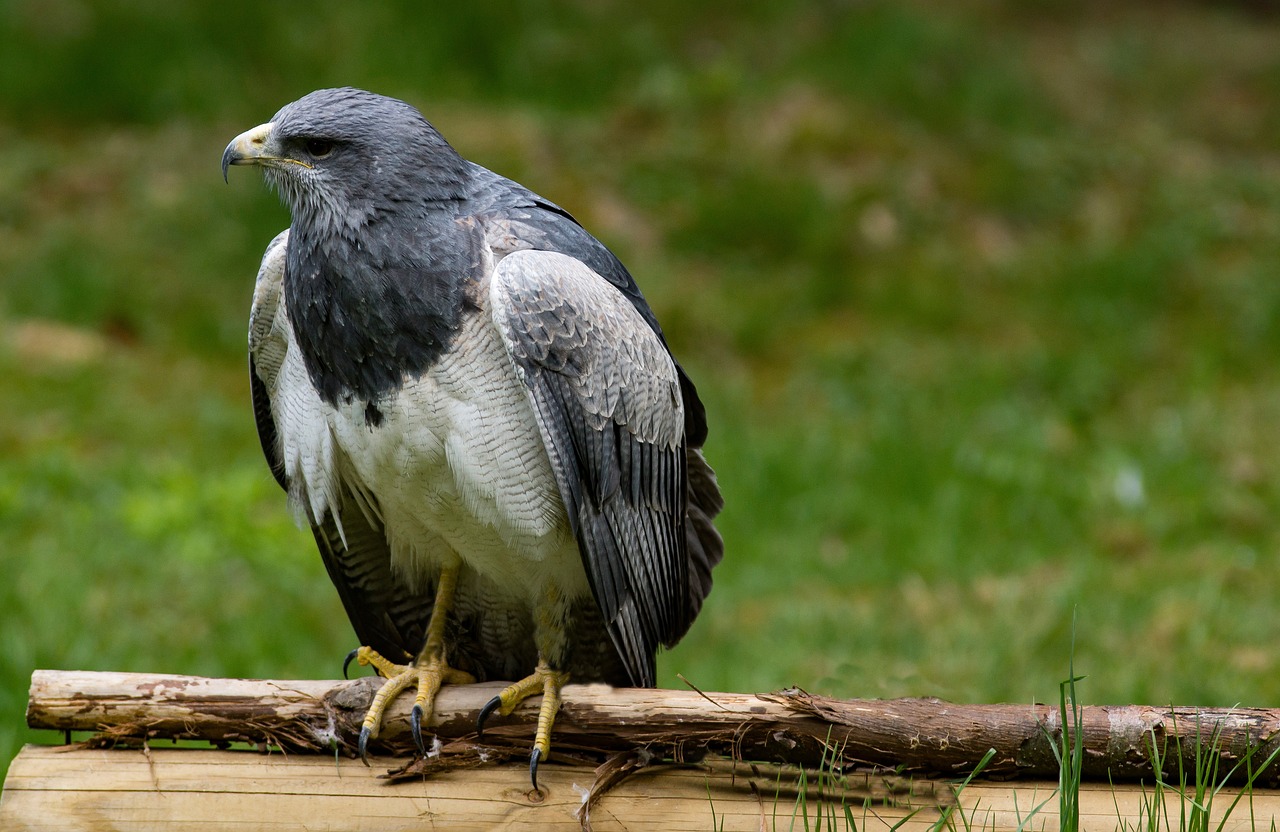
[490,249,693,686]
[310,483,432,662]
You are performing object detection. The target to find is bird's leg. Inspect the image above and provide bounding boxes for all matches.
[406,564,477,752]
[351,563,475,762]
[476,584,570,789]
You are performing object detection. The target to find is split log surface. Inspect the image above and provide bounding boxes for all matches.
[5,745,1280,832]
[23,669,1280,784]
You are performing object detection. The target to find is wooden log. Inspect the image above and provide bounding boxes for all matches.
[23,670,1280,784]
[4,744,1280,832]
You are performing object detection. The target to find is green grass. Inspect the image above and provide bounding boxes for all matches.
[6,0,1280,793]
[1052,633,1086,832]
[1127,710,1280,832]
[747,668,1280,831]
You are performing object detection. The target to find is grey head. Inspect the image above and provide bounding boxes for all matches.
[222,87,472,235]
[224,88,483,410]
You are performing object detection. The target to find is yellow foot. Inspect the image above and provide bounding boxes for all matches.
[475,662,570,789]
[347,645,475,763]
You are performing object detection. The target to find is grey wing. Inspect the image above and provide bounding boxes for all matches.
[248,230,431,662]
[248,231,291,489]
[490,249,697,687]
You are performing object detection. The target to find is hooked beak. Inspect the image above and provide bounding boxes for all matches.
[222,122,309,182]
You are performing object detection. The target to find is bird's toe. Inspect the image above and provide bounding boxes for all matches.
[357,725,372,767]
[477,695,503,737]
[342,648,360,680]
[529,746,543,791]
[410,704,426,756]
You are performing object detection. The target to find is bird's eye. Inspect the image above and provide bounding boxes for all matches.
[305,139,335,159]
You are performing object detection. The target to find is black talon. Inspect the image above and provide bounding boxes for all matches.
[411,704,426,756]
[529,747,542,791]
[343,649,360,680]
[477,695,502,738]
[357,726,372,767]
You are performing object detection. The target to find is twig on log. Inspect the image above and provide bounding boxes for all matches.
[24,669,1280,784]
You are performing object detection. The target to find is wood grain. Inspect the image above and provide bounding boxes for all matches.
[4,745,1280,831]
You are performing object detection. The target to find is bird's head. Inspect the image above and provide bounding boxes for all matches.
[222,87,470,231]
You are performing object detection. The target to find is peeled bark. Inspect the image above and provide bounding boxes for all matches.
[24,669,1280,784]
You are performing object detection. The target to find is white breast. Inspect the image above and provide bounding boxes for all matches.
[277,304,587,612]
[250,225,591,611]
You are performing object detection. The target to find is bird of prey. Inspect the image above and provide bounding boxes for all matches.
[222,87,723,785]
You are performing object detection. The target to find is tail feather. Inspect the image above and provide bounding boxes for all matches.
[667,446,724,646]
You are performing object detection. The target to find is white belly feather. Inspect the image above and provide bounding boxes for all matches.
[328,307,587,601]
[265,268,587,610]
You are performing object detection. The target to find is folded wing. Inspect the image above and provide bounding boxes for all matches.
[490,249,700,686]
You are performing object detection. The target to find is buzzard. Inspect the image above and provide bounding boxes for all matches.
[222,88,723,785]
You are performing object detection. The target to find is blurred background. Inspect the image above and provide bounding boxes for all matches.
[4,0,1280,783]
